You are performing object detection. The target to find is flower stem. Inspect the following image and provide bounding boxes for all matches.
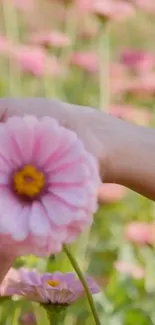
[63,244,101,325]
[42,304,66,325]
[2,1,22,95]
[98,22,111,112]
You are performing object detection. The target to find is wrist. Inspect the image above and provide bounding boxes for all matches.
[101,115,138,185]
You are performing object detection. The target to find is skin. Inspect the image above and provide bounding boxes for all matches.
[0,97,154,284]
[0,97,154,200]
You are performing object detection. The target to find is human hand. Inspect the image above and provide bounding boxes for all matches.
[0,97,115,182]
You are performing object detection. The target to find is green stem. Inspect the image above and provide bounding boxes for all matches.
[98,23,111,112]
[2,1,22,95]
[63,244,101,325]
[42,304,66,325]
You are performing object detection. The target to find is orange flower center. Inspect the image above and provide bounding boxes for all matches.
[47,280,60,287]
[13,164,45,198]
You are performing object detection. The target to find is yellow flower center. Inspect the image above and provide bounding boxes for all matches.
[47,280,60,287]
[13,164,45,198]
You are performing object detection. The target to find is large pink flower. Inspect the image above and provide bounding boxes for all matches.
[1,268,99,304]
[0,116,100,256]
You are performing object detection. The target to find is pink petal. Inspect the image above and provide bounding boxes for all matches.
[0,172,8,186]
[48,162,89,185]
[7,116,38,163]
[32,118,61,166]
[45,136,84,173]
[43,128,80,172]
[11,206,30,241]
[0,190,23,234]
[50,186,89,208]
[20,269,41,285]
[29,202,51,236]
[42,194,77,225]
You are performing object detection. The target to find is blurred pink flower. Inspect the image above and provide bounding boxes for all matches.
[115,261,144,279]
[134,0,155,13]
[98,184,127,204]
[11,45,61,76]
[110,105,151,126]
[2,268,99,304]
[0,116,100,256]
[70,51,98,73]
[0,268,19,295]
[109,63,130,97]
[121,49,154,74]
[125,74,155,97]
[86,0,135,21]
[13,0,34,11]
[30,31,71,48]
[19,312,36,325]
[0,35,12,56]
[125,222,153,244]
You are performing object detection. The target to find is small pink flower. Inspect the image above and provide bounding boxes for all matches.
[134,0,155,13]
[0,268,19,295]
[125,74,155,97]
[70,51,98,73]
[0,116,100,256]
[19,312,36,325]
[0,35,12,56]
[115,261,144,279]
[121,50,154,74]
[2,268,99,304]
[98,184,127,204]
[11,45,61,77]
[13,0,34,12]
[30,31,71,48]
[125,222,153,244]
[88,0,135,21]
[110,105,151,126]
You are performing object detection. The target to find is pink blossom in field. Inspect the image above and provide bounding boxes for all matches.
[134,0,155,13]
[110,105,152,126]
[98,184,127,204]
[125,222,153,244]
[121,50,154,74]
[87,0,135,21]
[30,31,71,48]
[19,312,36,325]
[125,74,155,97]
[13,0,34,11]
[0,35,12,56]
[109,63,129,97]
[70,51,98,73]
[0,116,100,256]
[0,268,19,295]
[115,261,144,279]
[2,268,99,304]
[11,45,61,77]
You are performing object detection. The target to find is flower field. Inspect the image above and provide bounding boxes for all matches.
[0,1,155,324]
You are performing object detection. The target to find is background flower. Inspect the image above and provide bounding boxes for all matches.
[1,268,99,304]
